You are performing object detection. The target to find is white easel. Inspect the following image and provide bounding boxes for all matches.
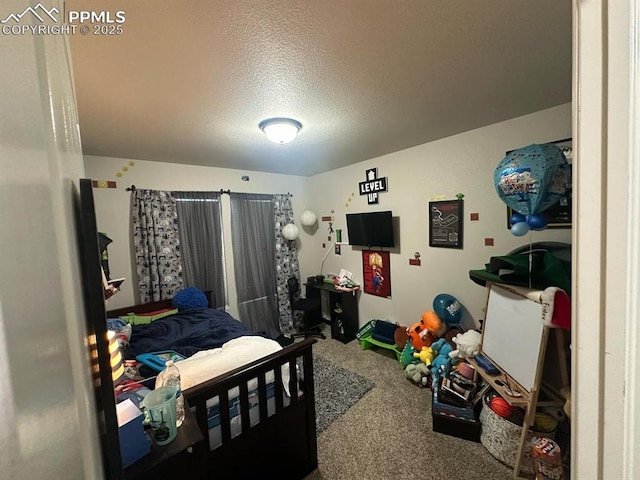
[467,282,569,478]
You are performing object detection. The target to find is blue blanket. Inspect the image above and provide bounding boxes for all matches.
[124,308,265,359]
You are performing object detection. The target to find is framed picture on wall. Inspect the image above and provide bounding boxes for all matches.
[429,199,463,249]
[506,198,572,229]
[362,250,391,298]
[505,138,573,229]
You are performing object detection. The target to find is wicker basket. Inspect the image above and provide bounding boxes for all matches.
[479,396,555,475]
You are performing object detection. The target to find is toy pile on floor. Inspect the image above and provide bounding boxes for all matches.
[357,295,486,440]
[356,292,571,475]
[357,292,483,398]
[395,293,480,390]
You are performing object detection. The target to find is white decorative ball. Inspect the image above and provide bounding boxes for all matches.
[300,210,317,226]
[282,223,299,240]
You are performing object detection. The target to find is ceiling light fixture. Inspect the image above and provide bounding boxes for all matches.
[259,117,302,144]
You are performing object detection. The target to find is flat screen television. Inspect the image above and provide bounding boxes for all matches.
[345,211,395,247]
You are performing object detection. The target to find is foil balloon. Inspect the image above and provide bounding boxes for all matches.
[494,143,571,217]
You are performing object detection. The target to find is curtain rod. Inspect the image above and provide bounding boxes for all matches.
[126,185,292,197]
[219,189,292,196]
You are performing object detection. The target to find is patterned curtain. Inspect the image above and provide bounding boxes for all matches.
[273,194,301,334]
[132,189,183,303]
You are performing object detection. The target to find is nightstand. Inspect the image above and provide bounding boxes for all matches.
[124,398,206,480]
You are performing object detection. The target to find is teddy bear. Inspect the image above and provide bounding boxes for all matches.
[449,329,482,360]
[405,362,430,388]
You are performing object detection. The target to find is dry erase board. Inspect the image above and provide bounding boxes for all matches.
[481,283,545,392]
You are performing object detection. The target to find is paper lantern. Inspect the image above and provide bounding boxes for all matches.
[300,210,317,226]
[282,223,299,240]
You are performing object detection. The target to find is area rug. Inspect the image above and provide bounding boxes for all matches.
[313,354,375,433]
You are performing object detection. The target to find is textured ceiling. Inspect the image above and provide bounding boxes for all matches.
[68,0,572,177]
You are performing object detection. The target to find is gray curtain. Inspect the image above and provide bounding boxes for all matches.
[132,189,183,303]
[230,193,279,337]
[174,191,225,308]
[274,194,302,334]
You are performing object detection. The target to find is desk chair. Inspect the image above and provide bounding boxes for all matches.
[288,277,325,339]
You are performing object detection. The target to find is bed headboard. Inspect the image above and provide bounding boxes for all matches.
[106,290,214,317]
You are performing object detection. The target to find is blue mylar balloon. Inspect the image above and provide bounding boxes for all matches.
[494,143,571,216]
[433,293,463,325]
[527,214,548,231]
[511,221,530,236]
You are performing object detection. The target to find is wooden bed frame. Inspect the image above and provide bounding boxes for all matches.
[107,296,318,479]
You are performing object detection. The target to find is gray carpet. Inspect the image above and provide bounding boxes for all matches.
[314,354,375,433]
[303,326,520,480]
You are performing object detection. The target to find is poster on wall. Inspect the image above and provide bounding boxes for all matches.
[358,168,388,205]
[362,250,391,298]
[429,199,464,249]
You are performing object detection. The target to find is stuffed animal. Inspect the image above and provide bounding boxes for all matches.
[405,362,430,388]
[449,329,482,360]
[421,311,447,337]
[429,338,455,383]
[413,346,435,366]
[394,326,410,350]
[430,338,452,357]
[406,319,436,350]
[430,355,452,384]
[400,341,419,368]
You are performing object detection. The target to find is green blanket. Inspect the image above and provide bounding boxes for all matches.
[469,250,571,293]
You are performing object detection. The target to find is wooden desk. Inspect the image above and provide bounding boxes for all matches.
[124,398,206,480]
[305,282,360,343]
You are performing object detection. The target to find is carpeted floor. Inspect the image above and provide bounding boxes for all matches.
[314,354,375,433]
[303,328,523,480]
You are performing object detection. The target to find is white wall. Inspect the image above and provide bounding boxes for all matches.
[88,104,571,331]
[306,104,572,329]
[0,0,102,477]
[573,1,639,478]
[83,157,313,317]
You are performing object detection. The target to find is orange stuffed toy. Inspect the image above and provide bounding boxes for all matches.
[407,321,434,350]
[421,311,446,337]
[406,311,446,351]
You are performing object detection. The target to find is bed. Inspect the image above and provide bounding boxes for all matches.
[107,293,318,479]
